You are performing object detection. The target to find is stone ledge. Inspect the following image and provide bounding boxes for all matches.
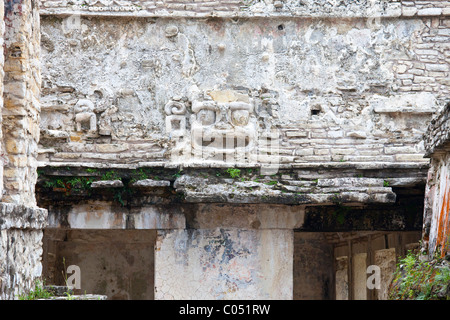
[38,161,431,171]
[174,175,397,205]
[0,203,48,230]
[40,10,449,18]
[90,180,124,188]
[38,3,450,18]
[130,179,171,188]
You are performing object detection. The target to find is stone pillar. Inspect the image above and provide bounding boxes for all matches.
[0,0,4,199]
[0,204,47,299]
[3,0,41,207]
[153,204,303,300]
[0,0,48,300]
[155,228,293,300]
[423,103,450,259]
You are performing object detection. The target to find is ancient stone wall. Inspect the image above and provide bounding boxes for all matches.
[3,0,41,206]
[39,1,450,19]
[423,103,450,259]
[42,229,155,300]
[34,0,448,300]
[0,203,48,299]
[37,1,449,169]
[0,0,48,300]
[293,232,334,300]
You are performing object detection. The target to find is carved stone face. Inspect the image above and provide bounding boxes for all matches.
[231,109,249,126]
[191,100,256,161]
[197,109,216,126]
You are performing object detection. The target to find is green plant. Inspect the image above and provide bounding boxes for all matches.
[66,177,93,191]
[331,193,342,204]
[227,168,241,179]
[18,279,52,300]
[389,250,450,300]
[130,168,148,183]
[101,170,121,181]
[44,178,66,189]
[173,170,183,178]
[383,180,390,187]
[61,257,76,300]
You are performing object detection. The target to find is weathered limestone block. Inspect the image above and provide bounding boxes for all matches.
[317,178,384,188]
[371,93,437,114]
[90,179,123,188]
[129,179,171,188]
[173,174,396,205]
[154,228,293,300]
[0,203,48,230]
[0,203,48,300]
[0,229,44,300]
[3,0,41,207]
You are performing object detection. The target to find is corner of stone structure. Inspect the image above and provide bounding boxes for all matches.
[422,101,450,260]
[0,0,49,300]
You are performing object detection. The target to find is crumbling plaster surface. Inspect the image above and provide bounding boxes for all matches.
[38,14,448,167]
[154,228,293,300]
[423,147,450,258]
[422,103,450,259]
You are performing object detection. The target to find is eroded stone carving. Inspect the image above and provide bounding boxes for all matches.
[165,99,187,138]
[74,99,97,135]
[191,98,257,162]
[98,105,118,136]
[163,89,284,167]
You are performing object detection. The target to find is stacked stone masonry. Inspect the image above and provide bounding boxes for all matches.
[37,1,449,168]
[0,0,48,300]
[3,0,41,206]
[0,0,448,301]
[40,1,450,18]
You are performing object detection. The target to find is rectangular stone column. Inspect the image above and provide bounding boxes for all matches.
[0,0,48,300]
[3,0,41,206]
[423,103,450,259]
[155,228,293,300]
[0,203,47,299]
